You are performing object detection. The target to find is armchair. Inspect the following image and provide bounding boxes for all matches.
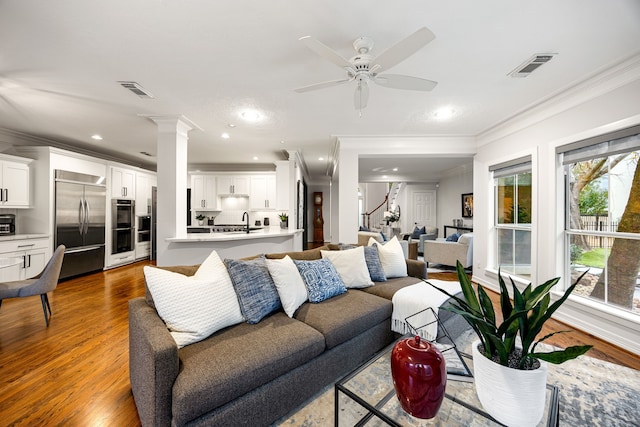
[407,225,438,255]
[423,233,473,269]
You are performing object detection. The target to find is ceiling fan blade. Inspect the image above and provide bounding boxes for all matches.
[372,27,435,71]
[299,36,352,69]
[354,81,369,111]
[374,74,437,91]
[294,78,352,93]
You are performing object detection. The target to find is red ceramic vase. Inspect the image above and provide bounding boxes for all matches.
[390,335,447,419]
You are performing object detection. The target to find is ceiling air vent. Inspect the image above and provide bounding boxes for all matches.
[508,54,557,78]
[118,81,154,98]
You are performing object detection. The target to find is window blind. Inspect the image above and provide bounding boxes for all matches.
[558,125,640,165]
[489,155,532,178]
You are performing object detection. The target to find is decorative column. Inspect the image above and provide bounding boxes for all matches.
[146,115,199,266]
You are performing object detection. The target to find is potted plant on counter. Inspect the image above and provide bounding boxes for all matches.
[279,213,289,229]
[195,214,206,226]
[429,262,592,427]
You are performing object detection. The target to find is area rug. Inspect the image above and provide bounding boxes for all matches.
[274,330,640,427]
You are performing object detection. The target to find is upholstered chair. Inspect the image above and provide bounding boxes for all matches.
[423,233,473,269]
[0,245,66,326]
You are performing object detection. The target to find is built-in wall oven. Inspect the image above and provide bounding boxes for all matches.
[112,199,135,254]
[137,215,151,242]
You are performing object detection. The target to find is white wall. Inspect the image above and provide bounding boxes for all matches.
[473,55,640,355]
[436,163,473,236]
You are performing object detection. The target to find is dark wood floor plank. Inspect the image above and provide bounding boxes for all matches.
[0,262,637,426]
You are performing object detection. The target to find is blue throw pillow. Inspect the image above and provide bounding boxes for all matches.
[359,225,371,232]
[224,256,282,324]
[411,226,426,239]
[363,245,387,282]
[380,232,387,241]
[446,232,460,242]
[293,259,347,303]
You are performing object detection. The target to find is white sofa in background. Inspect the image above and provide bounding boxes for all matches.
[423,233,473,269]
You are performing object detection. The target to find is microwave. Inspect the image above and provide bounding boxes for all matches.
[0,214,15,235]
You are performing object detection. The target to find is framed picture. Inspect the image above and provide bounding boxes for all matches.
[461,193,473,218]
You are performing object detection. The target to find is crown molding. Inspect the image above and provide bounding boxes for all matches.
[478,52,640,146]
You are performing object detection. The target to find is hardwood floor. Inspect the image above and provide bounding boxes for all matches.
[0,262,638,426]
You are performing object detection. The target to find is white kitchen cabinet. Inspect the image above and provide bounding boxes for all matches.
[107,250,136,268]
[135,241,150,260]
[217,175,249,195]
[135,172,156,216]
[191,174,217,210]
[0,157,31,208]
[0,238,50,281]
[250,174,276,210]
[110,166,135,199]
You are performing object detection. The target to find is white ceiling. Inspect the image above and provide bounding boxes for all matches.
[0,1,639,183]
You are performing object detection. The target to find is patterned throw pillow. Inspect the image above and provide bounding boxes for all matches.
[224,256,282,324]
[293,258,347,303]
[143,266,244,348]
[363,245,387,282]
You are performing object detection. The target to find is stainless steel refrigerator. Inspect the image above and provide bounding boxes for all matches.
[55,170,107,279]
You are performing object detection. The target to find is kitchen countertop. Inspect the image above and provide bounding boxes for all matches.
[0,234,50,242]
[167,227,302,242]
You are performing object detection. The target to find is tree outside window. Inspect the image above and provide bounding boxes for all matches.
[563,129,640,316]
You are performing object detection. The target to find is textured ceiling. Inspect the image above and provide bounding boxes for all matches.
[0,1,638,183]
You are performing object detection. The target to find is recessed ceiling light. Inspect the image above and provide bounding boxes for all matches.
[392,167,398,172]
[91,134,103,140]
[280,140,285,144]
[382,175,388,178]
[240,109,261,122]
[433,107,456,121]
[228,123,236,128]
[253,156,259,161]
[318,157,324,161]
[221,133,230,139]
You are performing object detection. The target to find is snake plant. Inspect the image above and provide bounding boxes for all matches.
[429,262,592,369]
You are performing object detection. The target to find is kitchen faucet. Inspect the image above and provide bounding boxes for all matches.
[242,211,249,233]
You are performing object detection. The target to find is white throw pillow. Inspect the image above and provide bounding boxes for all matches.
[368,235,408,278]
[266,255,308,317]
[321,246,373,288]
[193,249,244,325]
[143,251,244,348]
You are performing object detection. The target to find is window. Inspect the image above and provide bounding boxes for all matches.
[559,125,640,316]
[490,157,532,278]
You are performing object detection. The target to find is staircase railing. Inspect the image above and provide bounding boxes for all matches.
[362,182,403,229]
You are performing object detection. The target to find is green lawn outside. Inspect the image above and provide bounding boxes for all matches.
[576,247,610,269]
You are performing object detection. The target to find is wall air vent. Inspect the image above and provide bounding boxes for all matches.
[118,81,154,98]
[508,53,557,78]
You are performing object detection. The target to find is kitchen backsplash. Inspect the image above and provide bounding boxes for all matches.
[199,197,284,226]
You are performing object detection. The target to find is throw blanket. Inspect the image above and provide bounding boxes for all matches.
[391,279,462,340]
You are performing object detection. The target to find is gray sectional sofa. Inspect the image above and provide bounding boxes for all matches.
[128,244,465,427]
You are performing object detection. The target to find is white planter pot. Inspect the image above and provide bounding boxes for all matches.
[472,340,548,427]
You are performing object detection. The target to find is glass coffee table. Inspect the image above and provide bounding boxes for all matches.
[335,337,559,426]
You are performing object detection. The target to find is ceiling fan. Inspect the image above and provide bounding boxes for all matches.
[294,27,438,112]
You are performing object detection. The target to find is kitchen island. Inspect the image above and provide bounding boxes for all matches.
[162,227,304,265]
